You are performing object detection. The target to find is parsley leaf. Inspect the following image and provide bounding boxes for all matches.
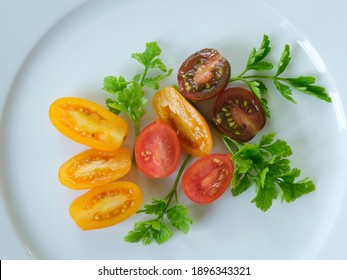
[278,169,315,203]
[166,204,193,234]
[246,34,273,71]
[103,75,129,94]
[106,80,147,123]
[283,76,331,102]
[137,199,167,215]
[273,79,295,103]
[248,80,271,117]
[275,44,291,76]
[143,69,173,90]
[124,219,172,245]
[131,42,162,69]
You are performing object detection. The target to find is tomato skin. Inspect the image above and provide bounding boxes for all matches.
[69,181,142,230]
[177,48,231,100]
[135,119,180,178]
[49,97,128,151]
[152,86,213,157]
[182,154,234,204]
[58,147,131,190]
[213,87,266,142]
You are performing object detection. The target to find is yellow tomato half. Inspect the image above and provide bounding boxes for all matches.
[153,86,213,157]
[58,147,131,190]
[49,97,128,151]
[69,181,143,230]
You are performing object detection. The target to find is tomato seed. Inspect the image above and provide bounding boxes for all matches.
[213,158,221,164]
[94,214,101,220]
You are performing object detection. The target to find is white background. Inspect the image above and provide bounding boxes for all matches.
[0,0,346,259]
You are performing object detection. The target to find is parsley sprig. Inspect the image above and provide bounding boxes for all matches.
[124,155,193,245]
[229,34,332,117]
[103,42,172,139]
[225,133,315,211]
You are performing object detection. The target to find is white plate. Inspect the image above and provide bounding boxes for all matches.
[1,0,347,259]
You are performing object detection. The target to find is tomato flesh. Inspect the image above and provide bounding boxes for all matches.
[58,147,131,190]
[213,87,266,142]
[49,97,128,151]
[135,119,180,178]
[69,181,142,230]
[177,48,231,100]
[153,86,213,157]
[182,154,234,204]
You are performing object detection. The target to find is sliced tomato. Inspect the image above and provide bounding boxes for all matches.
[213,87,266,142]
[177,48,231,100]
[69,181,142,230]
[58,147,131,190]
[153,86,213,157]
[182,154,234,204]
[134,119,180,178]
[49,97,128,151]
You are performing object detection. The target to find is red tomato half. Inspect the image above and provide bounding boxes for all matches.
[134,119,181,178]
[213,87,266,142]
[182,154,234,204]
[177,48,231,100]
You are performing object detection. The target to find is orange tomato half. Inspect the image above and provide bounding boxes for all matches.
[49,97,128,151]
[58,147,131,190]
[153,86,213,157]
[69,181,143,230]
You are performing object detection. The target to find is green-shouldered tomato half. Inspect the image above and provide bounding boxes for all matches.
[134,119,180,178]
[58,147,131,190]
[69,181,143,230]
[49,97,128,151]
[213,87,266,142]
[182,154,234,204]
[153,86,213,157]
[177,48,231,100]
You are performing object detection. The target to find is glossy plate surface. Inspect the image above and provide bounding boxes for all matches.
[1,0,346,259]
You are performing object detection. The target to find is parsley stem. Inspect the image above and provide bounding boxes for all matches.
[131,120,141,165]
[230,74,287,83]
[235,68,249,78]
[140,67,149,86]
[163,154,192,215]
[134,120,140,138]
[221,134,240,154]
